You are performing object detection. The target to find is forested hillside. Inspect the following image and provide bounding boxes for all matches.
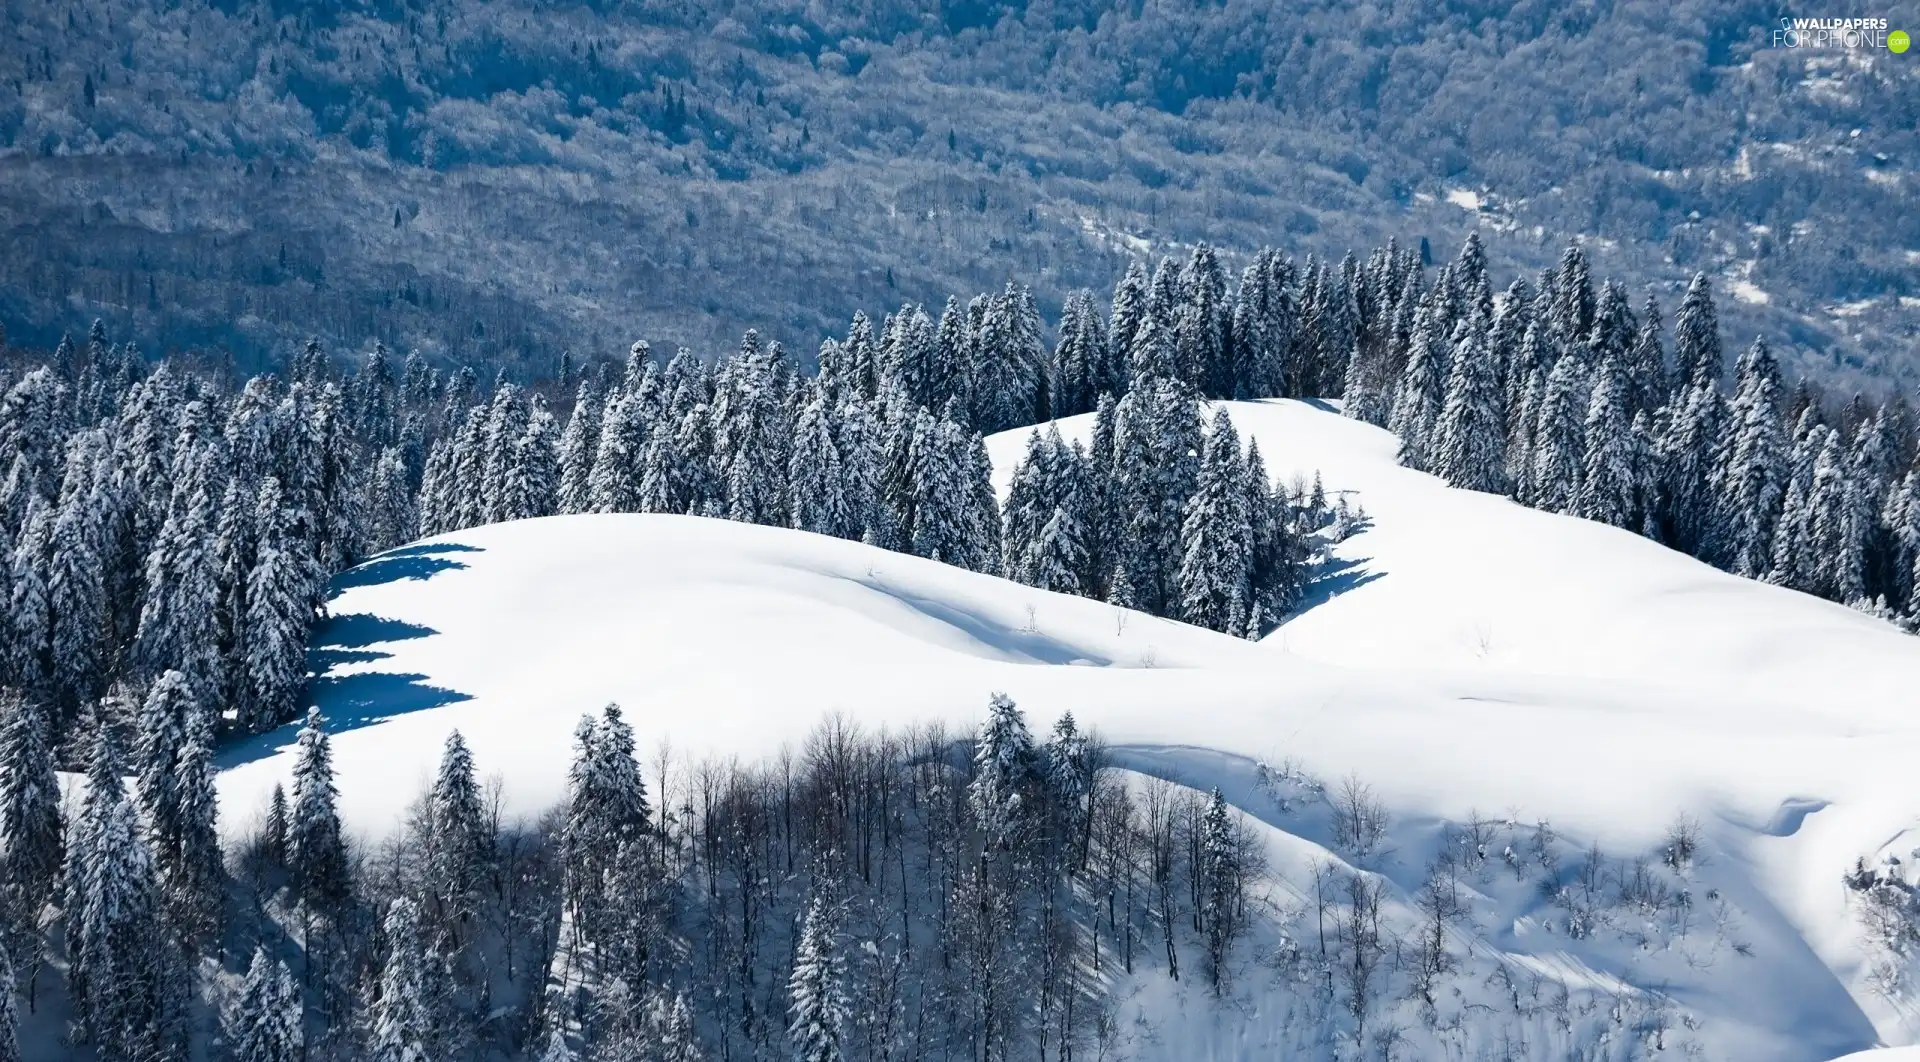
[2,0,1916,386]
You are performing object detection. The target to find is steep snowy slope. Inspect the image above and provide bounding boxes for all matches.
[218,400,1920,1059]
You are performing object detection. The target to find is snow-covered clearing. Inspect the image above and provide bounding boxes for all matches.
[221,399,1920,1060]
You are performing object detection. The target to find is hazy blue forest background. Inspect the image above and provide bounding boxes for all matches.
[1,0,1916,390]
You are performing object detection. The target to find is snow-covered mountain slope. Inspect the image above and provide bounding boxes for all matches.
[220,399,1920,1060]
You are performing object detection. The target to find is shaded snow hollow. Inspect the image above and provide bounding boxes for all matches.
[220,399,1920,1060]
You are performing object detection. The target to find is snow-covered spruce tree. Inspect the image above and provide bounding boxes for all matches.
[715,332,795,528]
[1550,244,1596,352]
[427,729,490,933]
[1626,292,1667,417]
[1769,416,1825,591]
[1660,383,1727,559]
[65,729,184,1062]
[47,441,111,715]
[1718,338,1789,578]
[0,690,61,940]
[1177,410,1252,635]
[131,444,222,692]
[843,310,880,402]
[1433,322,1508,494]
[909,414,987,568]
[586,389,651,515]
[788,893,848,1062]
[1233,248,1295,401]
[478,383,530,524]
[502,395,560,522]
[1530,353,1589,515]
[370,897,447,1062]
[1110,367,1202,618]
[1670,273,1723,393]
[1026,506,1089,596]
[971,693,1036,850]
[288,708,350,912]
[1243,441,1303,629]
[6,500,53,694]
[790,383,861,541]
[167,706,222,948]
[1802,428,1861,600]
[963,426,1004,578]
[1199,787,1244,996]
[554,379,602,516]
[1108,259,1151,375]
[0,935,17,1062]
[227,946,302,1062]
[134,672,191,910]
[1177,243,1232,397]
[562,704,652,942]
[1387,306,1447,471]
[1576,358,1636,529]
[243,477,317,734]
[1052,290,1105,418]
[1000,429,1055,585]
[1043,711,1094,869]
[365,444,417,554]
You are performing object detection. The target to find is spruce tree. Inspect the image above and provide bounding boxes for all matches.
[66,729,181,1062]
[1671,273,1723,392]
[1177,243,1231,396]
[370,898,441,1062]
[47,448,109,715]
[1027,506,1088,596]
[1530,355,1588,514]
[1243,441,1301,627]
[134,671,192,907]
[168,707,222,948]
[555,381,602,515]
[0,690,61,935]
[1576,359,1636,528]
[366,445,417,553]
[790,385,860,540]
[973,695,1036,849]
[1769,415,1824,590]
[1109,259,1151,374]
[5,501,52,694]
[288,708,350,912]
[1199,787,1240,995]
[1720,339,1789,578]
[1044,711,1092,859]
[586,391,649,514]
[1177,410,1252,635]
[0,936,16,1062]
[1433,323,1508,494]
[503,396,560,521]
[243,478,315,734]
[1661,383,1726,558]
[427,730,489,931]
[715,333,794,527]
[1388,307,1447,471]
[228,946,302,1062]
[788,894,847,1062]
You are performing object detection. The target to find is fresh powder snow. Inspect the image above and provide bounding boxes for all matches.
[220,398,1920,1061]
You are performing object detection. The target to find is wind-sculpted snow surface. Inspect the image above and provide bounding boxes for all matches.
[228,400,1920,1059]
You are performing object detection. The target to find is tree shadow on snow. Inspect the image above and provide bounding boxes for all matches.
[216,608,472,770]
[1285,554,1385,619]
[855,578,1117,666]
[328,541,483,597]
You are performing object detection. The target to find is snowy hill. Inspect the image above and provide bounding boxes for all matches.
[223,399,1920,1060]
